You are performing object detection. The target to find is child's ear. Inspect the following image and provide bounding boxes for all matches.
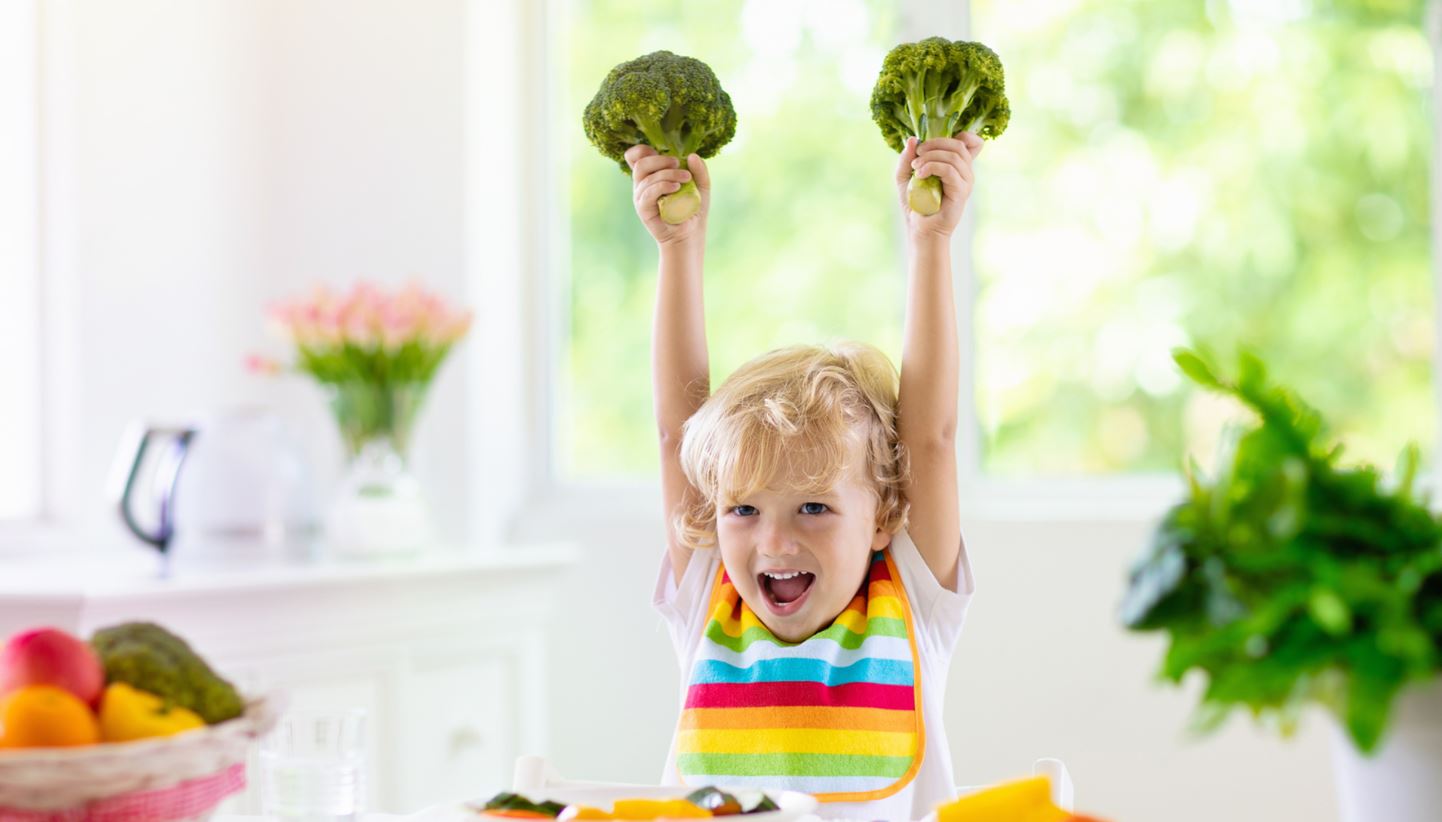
[871,526,892,552]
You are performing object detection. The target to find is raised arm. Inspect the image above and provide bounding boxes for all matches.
[893,134,983,590]
[627,145,713,584]
[655,239,710,584]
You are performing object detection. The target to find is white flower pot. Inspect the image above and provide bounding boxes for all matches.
[1332,678,1442,822]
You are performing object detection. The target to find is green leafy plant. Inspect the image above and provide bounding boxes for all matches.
[249,281,472,457]
[1122,348,1442,753]
[582,50,737,225]
[869,37,1011,215]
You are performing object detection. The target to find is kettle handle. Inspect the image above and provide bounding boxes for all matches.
[116,427,196,553]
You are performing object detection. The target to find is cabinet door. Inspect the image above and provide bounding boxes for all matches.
[397,653,517,811]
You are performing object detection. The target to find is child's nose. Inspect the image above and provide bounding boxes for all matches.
[756,521,798,557]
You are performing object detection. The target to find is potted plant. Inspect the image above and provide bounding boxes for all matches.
[1121,349,1442,822]
[252,281,472,557]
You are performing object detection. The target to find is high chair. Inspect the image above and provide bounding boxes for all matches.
[512,755,653,800]
[957,758,1074,811]
[510,755,1074,818]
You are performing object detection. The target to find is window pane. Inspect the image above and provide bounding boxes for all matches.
[972,0,1434,474]
[562,0,903,479]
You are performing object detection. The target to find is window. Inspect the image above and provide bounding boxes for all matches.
[971,0,1434,476]
[0,0,41,520]
[555,0,1435,490]
[560,0,906,479]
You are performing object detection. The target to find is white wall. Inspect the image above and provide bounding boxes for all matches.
[37,0,468,544]
[24,2,1343,820]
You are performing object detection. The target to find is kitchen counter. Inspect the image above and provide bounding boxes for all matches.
[0,541,579,814]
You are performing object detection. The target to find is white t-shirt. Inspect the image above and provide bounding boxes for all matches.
[652,529,975,821]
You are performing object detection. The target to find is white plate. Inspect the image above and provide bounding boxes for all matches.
[410,785,819,821]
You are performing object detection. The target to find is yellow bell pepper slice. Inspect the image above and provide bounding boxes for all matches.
[936,776,1071,822]
[610,799,712,819]
[98,682,206,743]
[558,806,615,820]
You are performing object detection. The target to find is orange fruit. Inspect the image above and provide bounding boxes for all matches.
[0,685,101,748]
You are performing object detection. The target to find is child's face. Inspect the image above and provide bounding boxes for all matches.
[715,437,893,642]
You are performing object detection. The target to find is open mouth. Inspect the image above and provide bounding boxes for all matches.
[758,570,816,617]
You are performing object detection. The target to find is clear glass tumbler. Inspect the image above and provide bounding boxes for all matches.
[259,708,368,821]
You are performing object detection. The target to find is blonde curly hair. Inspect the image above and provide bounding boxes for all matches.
[674,341,911,551]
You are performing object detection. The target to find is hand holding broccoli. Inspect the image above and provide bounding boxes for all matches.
[894,132,983,239]
[627,145,711,247]
[871,37,1009,216]
[583,50,735,227]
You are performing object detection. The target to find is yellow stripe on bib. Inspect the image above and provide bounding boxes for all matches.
[679,706,917,733]
[678,727,918,758]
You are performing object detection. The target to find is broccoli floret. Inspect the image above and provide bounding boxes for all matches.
[91,622,244,725]
[582,50,737,225]
[870,37,1010,215]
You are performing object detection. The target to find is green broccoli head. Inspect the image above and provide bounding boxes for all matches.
[91,622,244,725]
[870,37,1010,215]
[582,50,737,224]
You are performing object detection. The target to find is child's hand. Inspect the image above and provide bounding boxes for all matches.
[895,133,984,240]
[627,145,710,248]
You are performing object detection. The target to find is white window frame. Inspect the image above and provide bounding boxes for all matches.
[467,0,1440,540]
[1431,0,1442,477]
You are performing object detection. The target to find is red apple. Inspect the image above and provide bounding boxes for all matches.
[0,628,105,707]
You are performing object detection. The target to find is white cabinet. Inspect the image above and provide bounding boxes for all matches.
[399,652,516,808]
[0,546,575,815]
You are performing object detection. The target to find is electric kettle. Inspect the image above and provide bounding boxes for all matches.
[111,407,319,564]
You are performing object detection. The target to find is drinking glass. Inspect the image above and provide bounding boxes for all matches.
[258,708,368,821]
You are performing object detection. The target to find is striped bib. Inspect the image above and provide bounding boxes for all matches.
[675,549,924,802]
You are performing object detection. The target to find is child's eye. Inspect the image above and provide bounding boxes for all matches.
[800,502,829,515]
[730,505,758,517]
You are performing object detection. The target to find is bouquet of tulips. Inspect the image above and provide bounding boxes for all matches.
[250,281,472,458]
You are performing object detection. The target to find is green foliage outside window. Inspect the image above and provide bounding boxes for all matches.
[562,0,1434,482]
[972,0,1434,475]
[563,0,905,478]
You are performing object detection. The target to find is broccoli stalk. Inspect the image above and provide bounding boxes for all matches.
[583,51,737,225]
[871,38,1011,216]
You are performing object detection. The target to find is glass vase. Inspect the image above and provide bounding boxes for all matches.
[322,381,433,558]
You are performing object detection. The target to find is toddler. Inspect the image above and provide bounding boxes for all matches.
[628,132,983,821]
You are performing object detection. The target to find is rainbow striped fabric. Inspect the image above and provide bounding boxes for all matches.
[675,550,923,801]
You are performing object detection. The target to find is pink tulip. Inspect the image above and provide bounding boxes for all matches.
[244,353,285,376]
[380,306,420,350]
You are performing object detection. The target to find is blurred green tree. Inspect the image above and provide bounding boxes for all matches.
[561,0,1434,481]
[972,0,1433,475]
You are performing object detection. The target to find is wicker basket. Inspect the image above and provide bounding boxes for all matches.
[0,692,285,821]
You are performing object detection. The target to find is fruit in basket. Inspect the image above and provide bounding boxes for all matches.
[90,622,244,724]
[0,627,105,707]
[0,684,102,748]
[98,681,206,742]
